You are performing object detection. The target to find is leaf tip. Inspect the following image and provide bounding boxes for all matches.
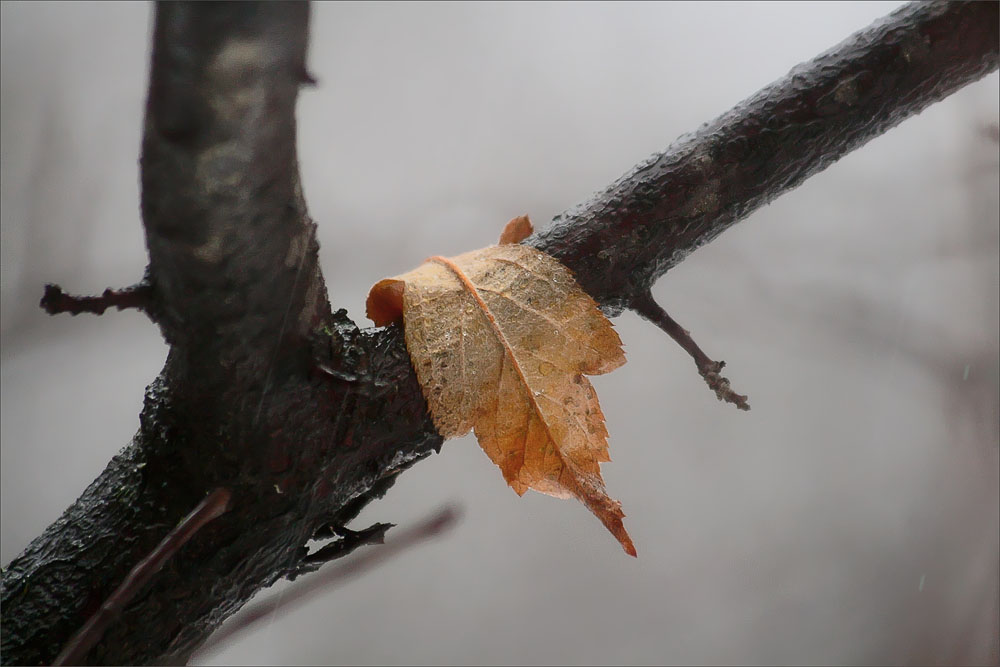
[366,279,405,326]
[609,520,637,557]
[623,537,638,558]
[583,490,637,558]
[498,215,533,244]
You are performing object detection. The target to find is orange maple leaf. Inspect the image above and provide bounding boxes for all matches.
[367,217,634,556]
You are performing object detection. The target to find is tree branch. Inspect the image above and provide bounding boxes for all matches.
[192,505,459,662]
[53,489,232,666]
[631,290,750,411]
[40,280,155,318]
[1,2,996,665]
[527,1,999,315]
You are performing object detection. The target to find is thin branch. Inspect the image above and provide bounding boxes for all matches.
[289,521,394,580]
[192,505,460,662]
[53,488,232,666]
[631,290,750,411]
[40,281,154,317]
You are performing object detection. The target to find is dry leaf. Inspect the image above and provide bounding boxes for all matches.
[367,219,634,556]
[497,214,534,245]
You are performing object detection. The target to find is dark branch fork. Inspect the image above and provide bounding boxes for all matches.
[2,2,996,665]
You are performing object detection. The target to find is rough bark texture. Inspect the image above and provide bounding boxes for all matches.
[1,1,996,665]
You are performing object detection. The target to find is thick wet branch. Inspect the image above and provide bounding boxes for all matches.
[528,1,999,315]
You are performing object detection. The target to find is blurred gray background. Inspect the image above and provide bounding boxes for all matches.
[2,2,997,665]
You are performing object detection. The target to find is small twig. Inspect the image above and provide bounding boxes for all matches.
[631,290,750,411]
[311,520,387,542]
[40,281,154,317]
[296,64,318,86]
[193,505,460,661]
[288,521,394,580]
[53,488,232,666]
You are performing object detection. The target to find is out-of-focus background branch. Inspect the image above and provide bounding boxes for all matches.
[2,2,997,665]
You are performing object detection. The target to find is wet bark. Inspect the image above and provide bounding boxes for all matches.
[1,1,996,664]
